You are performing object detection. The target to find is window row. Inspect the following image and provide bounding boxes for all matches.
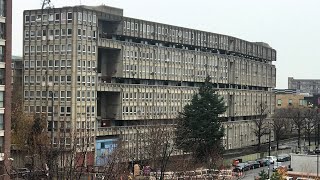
[24,59,72,68]
[77,44,96,54]
[24,90,72,98]
[25,12,73,23]
[123,20,220,44]
[77,29,96,39]
[77,12,97,24]
[122,49,228,67]
[77,60,97,70]
[122,106,182,115]
[122,92,193,101]
[24,75,72,83]
[76,121,95,130]
[76,75,96,84]
[24,44,72,54]
[76,105,95,115]
[25,105,71,114]
[25,28,72,39]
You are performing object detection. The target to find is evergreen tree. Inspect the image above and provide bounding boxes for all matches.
[175,76,226,165]
[258,170,269,180]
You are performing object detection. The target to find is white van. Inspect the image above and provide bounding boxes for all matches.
[266,156,277,164]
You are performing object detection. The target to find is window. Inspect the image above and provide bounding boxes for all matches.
[0,114,3,130]
[25,15,30,22]
[88,14,92,22]
[83,12,87,22]
[42,14,48,21]
[0,91,3,107]
[67,12,72,20]
[93,14,96,23]
[55,13,60,21]
[61,45,66,52]
[30,15,35,22]
[67,29,72,36]
[24,30,29,39]
[24,60,29,68]
[54,45,60,52]
[30,30,36,38]
[67,44,72,51]
[299,99,306,106]
[48,14,54,21]
[61,12,66,21]
[30,46,35,52]
[42,45,47,52]
[0,23,5,39]
[277,99,282,107]
[61,29,66,36]
[54,29,60,37]
[288,99,293,106]
[78,12,82,22]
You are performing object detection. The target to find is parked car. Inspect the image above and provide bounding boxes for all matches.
[235,163,250,172]
[277,154,291,162]
[256,158,269,167]
[266,156,277,164]
[247,161,260,169]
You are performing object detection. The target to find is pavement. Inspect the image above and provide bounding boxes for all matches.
[242,161,291,180]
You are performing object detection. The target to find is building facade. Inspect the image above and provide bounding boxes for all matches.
[0,0,12,177]
[23,5,276,164]
[273,89,308,109]
[288,77,320,95]
[12,56,22,86]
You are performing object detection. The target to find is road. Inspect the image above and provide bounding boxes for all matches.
[242,161,291,180]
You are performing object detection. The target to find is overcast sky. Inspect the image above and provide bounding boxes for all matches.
[12,0,320,88]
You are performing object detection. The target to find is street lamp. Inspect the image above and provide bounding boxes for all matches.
[315,148,320,178]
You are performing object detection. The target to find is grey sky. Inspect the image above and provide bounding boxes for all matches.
[13,0,320,88]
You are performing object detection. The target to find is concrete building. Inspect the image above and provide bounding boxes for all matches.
[0,0,12,177]
[12,56,23,86]
[23,5,276,164]
[288,77,320,95]
[273,89,308,109]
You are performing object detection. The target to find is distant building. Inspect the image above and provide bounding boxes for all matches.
[288,77,320,95]
[11,56,23,87]
[273,89,308,108]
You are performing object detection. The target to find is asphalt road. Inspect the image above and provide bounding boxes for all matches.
[242,161,291,180]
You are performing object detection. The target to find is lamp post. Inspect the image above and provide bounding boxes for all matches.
[268,129,271,179]
[315,148,320,178]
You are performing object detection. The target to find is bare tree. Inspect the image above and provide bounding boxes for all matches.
[140,124,176,180]
[253,103,269,151]
[304,108,317,147]
[272,109,289,149]
[288,108,305,149]
[97,140,130,180]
